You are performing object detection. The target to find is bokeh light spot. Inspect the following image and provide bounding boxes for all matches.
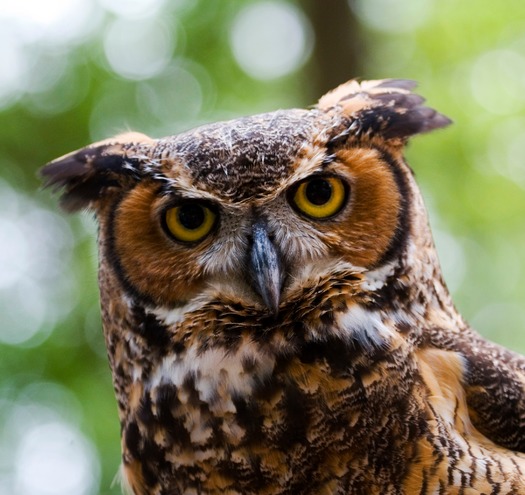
[104,18,175,80]
[351,0,434,33]
[0,388,99,495]
[0,32,26,108]
[98,0,166,19]
[486,118,525,188]
[230,1,313,80]
[0,0,99,45]
[470,49,525,115]
[136,63,203,128]
[89,82,144,140]
[0,0,100,109]
[14,421,100,495]
[26,67,91,117]
[0,181,76,346]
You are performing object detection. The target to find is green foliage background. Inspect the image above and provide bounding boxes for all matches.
[2,0,525,493]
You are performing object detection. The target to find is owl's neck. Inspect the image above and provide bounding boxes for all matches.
[100,237,460,423]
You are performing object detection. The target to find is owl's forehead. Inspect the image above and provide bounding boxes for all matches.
[154,109,328,201]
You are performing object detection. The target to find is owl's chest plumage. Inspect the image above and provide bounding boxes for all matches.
[111,297,419,494]
[100,274,525,495]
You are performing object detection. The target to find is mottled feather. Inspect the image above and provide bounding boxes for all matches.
[42,79,525,495]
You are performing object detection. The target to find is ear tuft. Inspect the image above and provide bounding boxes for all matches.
[318,79,452,141]
[41,132,154,212]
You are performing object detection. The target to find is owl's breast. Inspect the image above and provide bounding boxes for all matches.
[118,299,426,494]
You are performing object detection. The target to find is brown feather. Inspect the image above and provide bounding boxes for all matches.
[41,79,525,495]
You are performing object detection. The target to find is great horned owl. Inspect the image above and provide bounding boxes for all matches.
[42,80,525,494]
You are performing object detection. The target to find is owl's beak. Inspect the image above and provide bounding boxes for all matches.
[249,221,283,314]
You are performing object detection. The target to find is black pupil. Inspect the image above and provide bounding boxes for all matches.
[305,179,332,205]
[178,204,205,230]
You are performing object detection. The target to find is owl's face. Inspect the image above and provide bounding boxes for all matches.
[43,80,449,321]
[111,118,403,314]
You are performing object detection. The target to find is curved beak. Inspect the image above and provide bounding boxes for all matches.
[249,221,283,314]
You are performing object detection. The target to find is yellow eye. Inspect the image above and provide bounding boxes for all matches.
[291,176,348,219]
[164,203,217,243]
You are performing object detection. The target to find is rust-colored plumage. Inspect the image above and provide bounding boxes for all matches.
[43,80,525,494]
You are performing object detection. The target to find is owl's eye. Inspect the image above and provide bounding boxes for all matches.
[163,202,217,243]
[290,176,348,219]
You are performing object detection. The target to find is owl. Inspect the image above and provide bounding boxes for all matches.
[42,79,525,495]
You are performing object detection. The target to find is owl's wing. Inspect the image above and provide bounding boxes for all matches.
[437,327,525,452]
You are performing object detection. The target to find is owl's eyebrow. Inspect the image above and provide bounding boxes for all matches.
[136,171,180,197]
[143,170,178,191]
[157,185,197,203]
[324,119,362,157]
[156,182,197,201]
[322,152,337,167]
[155,179,219,205]
[158,181,176,197]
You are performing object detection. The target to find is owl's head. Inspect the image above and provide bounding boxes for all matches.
[42,79,451,322]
